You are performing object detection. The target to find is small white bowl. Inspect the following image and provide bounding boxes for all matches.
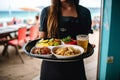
[51,45,84,59]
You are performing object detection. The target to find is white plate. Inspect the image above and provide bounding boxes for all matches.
[51,45,84,59]
[30,46,52,58]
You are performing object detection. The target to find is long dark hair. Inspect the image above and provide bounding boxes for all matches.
[47,0,79,38]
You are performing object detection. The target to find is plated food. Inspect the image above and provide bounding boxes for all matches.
[35,38,62,47]
[51,45,84,59]
[62,36,77,45]
[30,37,84,58]
[30,46,52,57]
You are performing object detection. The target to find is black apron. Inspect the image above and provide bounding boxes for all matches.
[40,17,87,80]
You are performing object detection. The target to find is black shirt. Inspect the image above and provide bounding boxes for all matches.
[39,5,93,39]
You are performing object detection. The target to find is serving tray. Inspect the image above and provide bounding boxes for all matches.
[23,39,94,62]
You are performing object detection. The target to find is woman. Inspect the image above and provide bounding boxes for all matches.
[39,0,93,80]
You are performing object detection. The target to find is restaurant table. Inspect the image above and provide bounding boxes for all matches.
[0,24,32,34]
[23,39,94,62]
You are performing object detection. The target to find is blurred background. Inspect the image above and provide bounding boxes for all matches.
[0,0,101,30]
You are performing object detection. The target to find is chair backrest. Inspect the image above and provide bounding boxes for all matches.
[7,21,14,26]
[0,23,3,27]
[29,25,38,40]
[18,27,27,41]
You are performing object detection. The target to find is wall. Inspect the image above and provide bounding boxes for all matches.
[99,0,112,80]
[99,0,120,80]
[106,0,120,79]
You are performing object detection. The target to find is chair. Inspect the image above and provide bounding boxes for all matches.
[0,34,10,56]
[7,21,14,26]
[26,25,39,42]
[7,27,27,63]
[0,23,3,27]
[7,21,17,38]
[0,22,14,56]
